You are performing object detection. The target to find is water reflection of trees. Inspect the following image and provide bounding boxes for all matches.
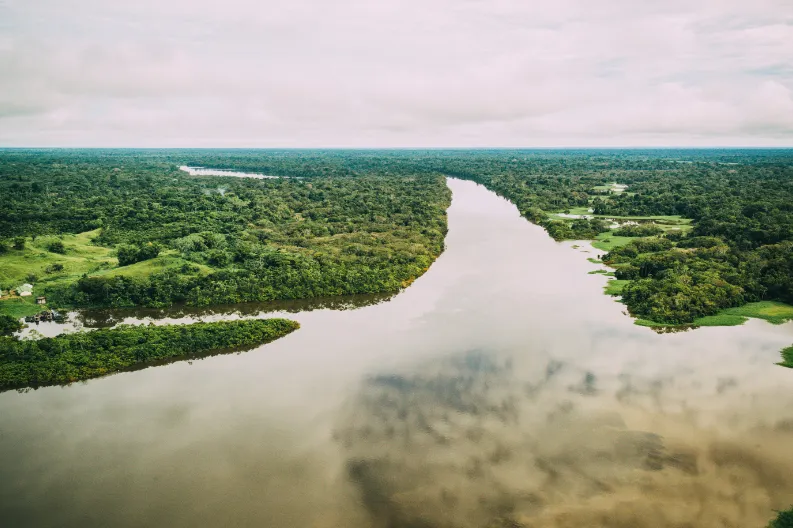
[74,292,394,328]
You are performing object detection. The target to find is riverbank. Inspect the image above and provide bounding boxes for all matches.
[0,318,299,392]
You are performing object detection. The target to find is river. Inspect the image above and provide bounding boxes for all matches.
[1,178,793,528]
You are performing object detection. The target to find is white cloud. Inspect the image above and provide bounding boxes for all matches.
[0,0,791,146]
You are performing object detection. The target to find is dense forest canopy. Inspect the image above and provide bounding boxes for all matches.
[1,148,792,325]
[0,150,451,308]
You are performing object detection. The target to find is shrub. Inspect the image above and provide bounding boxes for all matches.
[769,508,793,528]
[0,315,22,337]
[47,240,66,254]
[613,224,664,237]
[45,263,65,273]
[117,243,161,267]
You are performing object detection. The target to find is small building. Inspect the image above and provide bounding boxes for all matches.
[36,296,47,305]
[17,283,33,297]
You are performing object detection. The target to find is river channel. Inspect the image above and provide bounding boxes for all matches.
[1,178,792,528]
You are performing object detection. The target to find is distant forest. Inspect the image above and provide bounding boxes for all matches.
[1,148,792,325]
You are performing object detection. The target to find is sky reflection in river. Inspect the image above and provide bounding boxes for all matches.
[1,179,792,527]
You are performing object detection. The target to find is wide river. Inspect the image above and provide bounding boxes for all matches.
[2,179,793,528]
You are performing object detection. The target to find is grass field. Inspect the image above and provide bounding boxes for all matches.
[604,279,629,296]
[0,231,218,317]
[0,230,116,289]
[632,301,793,331]
[709,301,793,325]
[0,297,42,318]
[591,233,634,251]
[690,314,749,326]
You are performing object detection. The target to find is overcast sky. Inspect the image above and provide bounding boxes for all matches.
[1,0,792,147]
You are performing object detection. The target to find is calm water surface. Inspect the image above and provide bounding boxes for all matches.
[2,179,793,528]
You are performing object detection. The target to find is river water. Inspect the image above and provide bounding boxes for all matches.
[2,179,793,528]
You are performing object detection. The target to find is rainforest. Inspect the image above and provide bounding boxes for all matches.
[1,149,793,528]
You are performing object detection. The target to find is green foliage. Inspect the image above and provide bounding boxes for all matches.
[0,314,22,336]
[591,233,633,251]
[0,298,41,318]
[769,507,793,527]
[712,301,793,325]
[0,318,299,391]
[12,237,25,250]
[117,242,161,266]
[45,263,65,273]
[621,271,744,324]
[0,150,451,309]
[612,224,663,237]
[604,279,629,295]
[780,346,793,369]
[47,240,66,254]
[691,314,748,327]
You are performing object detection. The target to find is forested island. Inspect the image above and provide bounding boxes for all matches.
[1,148,792,336]
[0,318,299,391]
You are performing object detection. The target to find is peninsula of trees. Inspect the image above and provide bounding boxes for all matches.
[0,318,299,391]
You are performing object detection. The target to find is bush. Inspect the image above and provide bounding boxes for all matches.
[613,224,664,237]
[47,240,66,254]
[117,243,161,267]
[207,249,232,267]
[677,236,724,249]
[0,315,22,337]
[769,508,793,528]
[12,237,25,250]
[45,263,65,273]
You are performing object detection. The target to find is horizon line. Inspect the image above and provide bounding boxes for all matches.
[1,145,793,150]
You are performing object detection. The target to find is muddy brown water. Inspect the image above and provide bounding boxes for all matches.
[2,178,793,528]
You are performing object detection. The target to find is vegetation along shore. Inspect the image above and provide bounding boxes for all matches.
[0,318,299,392]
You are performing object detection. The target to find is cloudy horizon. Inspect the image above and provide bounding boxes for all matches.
[1,0,792,148]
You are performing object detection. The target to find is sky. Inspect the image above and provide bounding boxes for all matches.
[0,0,792,147]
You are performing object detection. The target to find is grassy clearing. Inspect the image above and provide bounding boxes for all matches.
[587,257,601,264]
[588,269,615,276]
[632,301,793,332]
[0,230,116,290]
[604,279,629,296]
[713,301,793,325]
[0,297,42,318]
[98,252,214,279]
[592,233,633,251]
[0,232,217,312]
[691,314,749,327]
